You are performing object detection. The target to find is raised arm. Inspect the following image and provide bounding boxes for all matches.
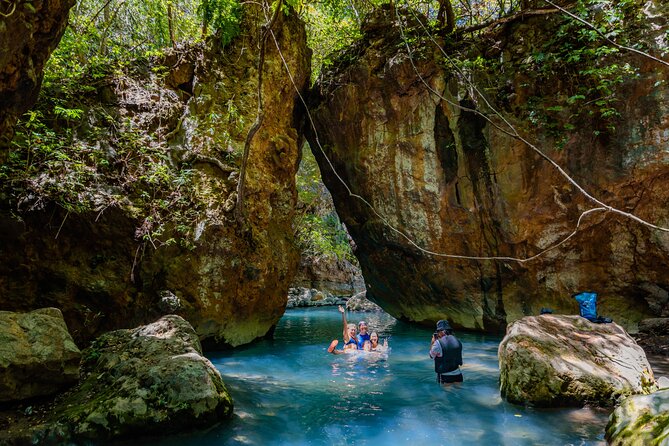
[339,305,350,342]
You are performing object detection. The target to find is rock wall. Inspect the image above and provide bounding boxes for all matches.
[0,0,74,155]
[0,7,310,348]
[292,256,365,297]
[308,2,669,331]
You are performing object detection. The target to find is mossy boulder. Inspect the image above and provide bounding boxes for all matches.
[39,315,232,443]
[499,315,655,407]
[0,308,81,402]
[605,389,669,445]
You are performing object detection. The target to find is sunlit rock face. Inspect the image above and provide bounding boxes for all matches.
[0,7,310,348]
[606,388,669,445]
[0,0,75,153]
[498,315,655,407]
[292,256,365,298]
[308,2,669,332]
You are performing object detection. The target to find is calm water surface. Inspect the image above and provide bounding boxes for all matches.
[155,308,610,446]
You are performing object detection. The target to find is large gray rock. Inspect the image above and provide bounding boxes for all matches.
[605,389,669,446]
[499,315,656,407]
[0,4,310,351]
[292,255,365,298]
[0,308,81,402]
[43,315,232,442]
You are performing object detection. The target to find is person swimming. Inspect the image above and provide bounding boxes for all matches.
[370,331,388,352]
[327,339,376,355]
[327,307,390,355]
[337,305,371,349]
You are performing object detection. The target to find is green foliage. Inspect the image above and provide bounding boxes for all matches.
[515,0,644,137]
[294,144,355,262]
[301,0,379,82]
[296,213,355,261]
[2,96,205,249]
[2,0,252,250]
[199,0,241,45]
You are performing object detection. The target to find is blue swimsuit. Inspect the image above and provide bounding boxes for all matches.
[344,338,358,348]
[356,333,370,349]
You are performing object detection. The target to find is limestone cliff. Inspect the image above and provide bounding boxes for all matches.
[0,7,310,347]
[308,1,669,332]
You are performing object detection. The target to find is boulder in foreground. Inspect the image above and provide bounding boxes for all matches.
[499,315,655,407]
[0,308,81,402]
[35,315,232,443]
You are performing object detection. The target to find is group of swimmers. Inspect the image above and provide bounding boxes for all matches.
[327,305,389,354]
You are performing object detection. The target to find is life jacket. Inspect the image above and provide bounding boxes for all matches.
[356,333,370,349]
[434,335,462,374]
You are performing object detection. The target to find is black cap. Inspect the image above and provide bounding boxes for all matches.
[436,320,451,332]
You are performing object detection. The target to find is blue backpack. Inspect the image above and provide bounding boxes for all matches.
[574,291,598,321]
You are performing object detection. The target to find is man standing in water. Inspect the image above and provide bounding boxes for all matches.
[429,320,463,384]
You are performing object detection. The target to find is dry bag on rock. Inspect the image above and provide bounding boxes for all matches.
[574,291,598,321]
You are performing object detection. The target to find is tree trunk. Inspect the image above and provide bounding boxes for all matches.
[437,0,456,34]
[168,2,176,48]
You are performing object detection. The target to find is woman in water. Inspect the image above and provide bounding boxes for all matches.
[370,331,388,352]
[327,339,373,355]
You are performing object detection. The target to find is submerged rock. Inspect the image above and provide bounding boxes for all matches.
[0,308,80,402]
[35,315,232,443]
[605,389,669,446]
[498,315,655,407]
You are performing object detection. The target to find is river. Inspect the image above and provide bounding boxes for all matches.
[150,308,610,445]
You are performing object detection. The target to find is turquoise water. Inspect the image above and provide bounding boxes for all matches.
[156,308,610,445]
